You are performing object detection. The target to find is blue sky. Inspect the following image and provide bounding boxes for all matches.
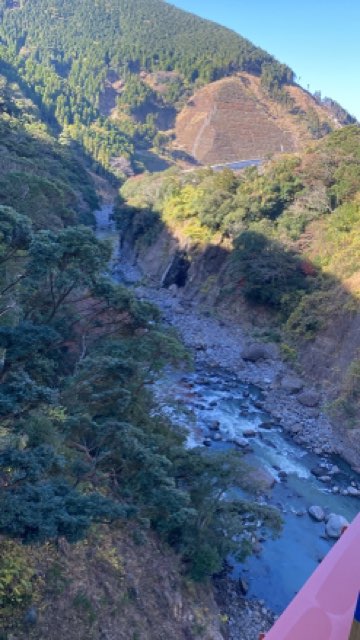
[170,0,360,121]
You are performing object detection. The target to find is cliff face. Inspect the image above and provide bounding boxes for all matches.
[174,74,339,165]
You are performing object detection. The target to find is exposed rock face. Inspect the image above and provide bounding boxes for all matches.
[325,513,349,539]
[308,506,325,522]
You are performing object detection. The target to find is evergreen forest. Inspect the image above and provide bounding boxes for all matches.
[0,0,294,175]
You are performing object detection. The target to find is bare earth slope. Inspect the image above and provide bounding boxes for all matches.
[174,74,339,165]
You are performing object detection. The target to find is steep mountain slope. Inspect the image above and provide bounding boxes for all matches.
[0,0,289,163]
[0,0,354,176]
[174,74,339,165]
[0,0,323,175]
[0,62,98,227]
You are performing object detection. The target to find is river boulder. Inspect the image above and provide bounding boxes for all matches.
[248,466,276,490]
[242,343,272,362]
[297,391,320,407]
[329,464,341,476]
[259,421,276,430]
[308,506,325,522]
[232,437,250,449]
[311,465,325,477]
[280,375,304,394]
[325,513,349,539]
[347,486,360,497]
[243,429,257,438]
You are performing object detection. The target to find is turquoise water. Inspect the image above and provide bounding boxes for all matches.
[156,366,360,614]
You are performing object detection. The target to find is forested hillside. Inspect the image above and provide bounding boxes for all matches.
[0,0,294,175]
[0,63,98,227]
[0,0,354,178]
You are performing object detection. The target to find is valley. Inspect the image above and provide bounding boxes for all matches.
[96,200,360,637]
[0,0,359,638]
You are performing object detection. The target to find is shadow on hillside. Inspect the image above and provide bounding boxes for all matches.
[170,149,199,166]
[0,58,131,188]
[116,204,360,417]
[135,150,172,172]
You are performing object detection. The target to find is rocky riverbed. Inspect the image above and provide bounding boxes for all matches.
[131,281,344,459]
[97,205,360,639]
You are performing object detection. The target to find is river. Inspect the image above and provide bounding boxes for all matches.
[95,203,360,616]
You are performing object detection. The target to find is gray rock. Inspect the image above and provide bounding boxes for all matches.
[209,420,220,431]
[297,391,320,407]
[203,439,212,447]
[195,343,207,351]
[211,432,222,442]
[259,421,276,430]
[278,470,288,479]
[287,423,302,435]
[347,486,360,497]
[311,465,325,477]
[248,466,276,490]
[168,283,178,296]
[232,437,250,449]
[243,429,257,438]
[242,344,272,362]
[329,465,341,476]
[325,513,349,539]
[308,505,325,522]
[319,475,332,483]
[280,375,304,394]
